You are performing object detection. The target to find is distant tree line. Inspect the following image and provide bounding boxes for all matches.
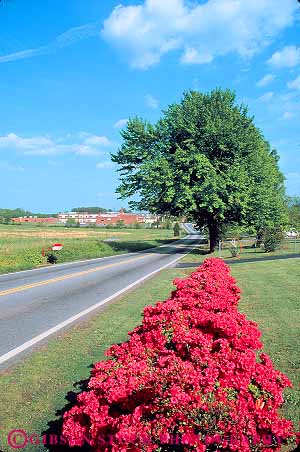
[71,207,111,213]
[0,208,57,223]
[71,207,133,213]
[287,196,300,230]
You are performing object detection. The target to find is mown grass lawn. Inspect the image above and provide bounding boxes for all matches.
[0,224,176,274]
[181,240,300,263]
[0,256,299,452]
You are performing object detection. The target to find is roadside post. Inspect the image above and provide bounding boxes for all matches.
[42,244,63,263]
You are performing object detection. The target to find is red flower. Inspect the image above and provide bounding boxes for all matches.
[62,258,298,451]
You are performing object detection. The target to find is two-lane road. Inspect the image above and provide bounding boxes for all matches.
[0,232,201,370]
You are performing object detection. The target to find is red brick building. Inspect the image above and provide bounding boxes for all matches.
[96,210,145,226]
[11,216,58,224]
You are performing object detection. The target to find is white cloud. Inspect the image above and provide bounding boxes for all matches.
[145,94,159,109]
[74,145,104,156]
[287,75,300,91]
[114,118,129,129]
[0,132,110,156]
[103,0,297,69]
[282,111,296,120]
[256,74,275,87]
[278,93,300,121]
[253,90,300,122]
[258,91,274,102]
[83,135,111,147]
[0,48,45,64]
[268,46,300,68]
[0,133,53,150]
[0,22,100,64]
[96,161,115,169]
[181,47,213,65]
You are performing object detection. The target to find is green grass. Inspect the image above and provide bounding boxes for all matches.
[185,240,300,261]
[0,257,299,451]
[0,224,177,274]
[229,259,300,428]
[0,272,177,452]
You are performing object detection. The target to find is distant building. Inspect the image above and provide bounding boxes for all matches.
[11,216,57,224]
[57,209,146,226]
[143,214,159,225]
[96,209,145,226]
[58,212,98,225]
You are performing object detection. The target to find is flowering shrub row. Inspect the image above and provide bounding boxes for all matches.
[62,258,296,451]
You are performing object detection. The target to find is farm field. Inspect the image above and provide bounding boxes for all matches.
[0,224,176,274]
[0,254,299,451]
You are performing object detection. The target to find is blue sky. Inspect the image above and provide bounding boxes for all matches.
[0,0,299,213]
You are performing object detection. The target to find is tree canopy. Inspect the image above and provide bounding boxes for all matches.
[112,89,287,251]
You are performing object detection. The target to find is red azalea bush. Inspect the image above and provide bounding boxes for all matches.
[62,258,297,451]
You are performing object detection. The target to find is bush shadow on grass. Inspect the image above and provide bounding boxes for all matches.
[43,373,93,452]
[188,248,210,255]
[43,371,300,452]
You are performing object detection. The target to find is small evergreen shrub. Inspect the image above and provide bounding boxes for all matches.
[228,240,241,257]
[174,222,180,237]
[263,227,284,252]
[46,253,58,264]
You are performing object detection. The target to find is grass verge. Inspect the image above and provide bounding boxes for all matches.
[0,256,299,451]
[0,224,177,274]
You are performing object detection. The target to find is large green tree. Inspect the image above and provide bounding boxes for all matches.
[112,89,286,252]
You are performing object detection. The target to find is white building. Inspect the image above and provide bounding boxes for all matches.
[58,211,159,226]
[143,214,160,225]
[58,212,98,225]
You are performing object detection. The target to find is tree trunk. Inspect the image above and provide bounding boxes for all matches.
[208,223,219,253]
[256,231,263,248]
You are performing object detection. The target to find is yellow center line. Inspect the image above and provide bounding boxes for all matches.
[0,254,152,298]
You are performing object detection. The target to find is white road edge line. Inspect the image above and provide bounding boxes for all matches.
[0,244,196,366]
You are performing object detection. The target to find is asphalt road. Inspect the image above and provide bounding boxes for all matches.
[0,230,201,370]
